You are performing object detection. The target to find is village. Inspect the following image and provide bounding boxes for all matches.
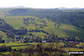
[0,18,84,46]
[0,18,84,56]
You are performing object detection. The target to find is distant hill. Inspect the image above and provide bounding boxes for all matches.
[0,8,84,40]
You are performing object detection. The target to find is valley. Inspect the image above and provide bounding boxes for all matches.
[0,8,84,56]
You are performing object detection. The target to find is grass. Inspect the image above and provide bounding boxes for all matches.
[12,46,29,50]
[76,43,84,47]
[62,48,84,51]
[0,42,64,49]
[0,42,84,51]
[0,42,84,55]
[0,16,84,39]
[0,52,10,55]
[0,43,27,46]
[1,16,25,29]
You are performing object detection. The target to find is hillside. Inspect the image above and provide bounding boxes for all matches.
[0,8,84,41]
[0,8,84,56]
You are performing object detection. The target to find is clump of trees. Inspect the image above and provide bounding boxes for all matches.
[0,45,12,52]
[54,23,62,28]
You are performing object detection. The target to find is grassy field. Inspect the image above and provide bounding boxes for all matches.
[0,42,84,56]
[0,8,84,56]
[0,42,64,49]
[0,42,84,51]
[0,16,84,39]
[62,48,84,51]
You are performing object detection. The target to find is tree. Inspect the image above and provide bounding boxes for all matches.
[0,36,2,43]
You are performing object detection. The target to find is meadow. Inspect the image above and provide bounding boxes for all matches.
[0,16,84,39]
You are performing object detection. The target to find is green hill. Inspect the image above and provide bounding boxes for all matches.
[0,8,84,40]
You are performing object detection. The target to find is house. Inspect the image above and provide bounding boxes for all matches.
[42,41,46,43]
[67,41,79,47]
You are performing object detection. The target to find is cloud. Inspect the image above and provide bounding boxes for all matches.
[0,0,84,8]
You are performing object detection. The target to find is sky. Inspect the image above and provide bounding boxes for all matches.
[0,0,84,8]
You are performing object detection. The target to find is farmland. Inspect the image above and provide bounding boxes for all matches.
[0,8,84,56]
